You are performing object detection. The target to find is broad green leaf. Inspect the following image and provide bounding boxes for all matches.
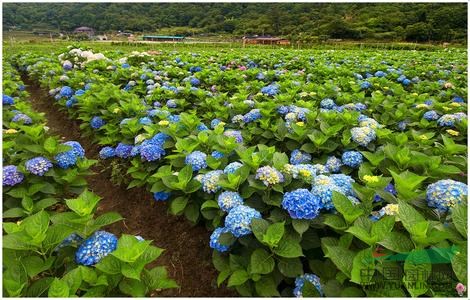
[378,231,414,253]
[250,249,275,274]
[351,248,375,284]
[227,269,249,287]
[48,278,70,297]
[169,197,188,215]
[262,221,285,247]
[292,219,310,235]
[66,190,101,217]
[277,257,303,278]
[255,275,280,296]
[451,203,467,237]
[332,191,363,224]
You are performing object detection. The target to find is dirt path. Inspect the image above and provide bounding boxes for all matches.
[22,76,235,297]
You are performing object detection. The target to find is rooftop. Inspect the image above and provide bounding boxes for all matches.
[143,35,185,39]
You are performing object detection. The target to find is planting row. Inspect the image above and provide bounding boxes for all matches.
[9,46,468,297]
[2,65,177,297]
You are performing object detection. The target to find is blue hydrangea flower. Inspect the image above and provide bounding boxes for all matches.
[373,183,397,202]
[122,63,130,69]
[311,184,344,210]
[374,71,386,77]
[12,113,32,124]
[325,156,342,173]
[426,179,468,213]
[65,98,77,108]
[294,273,323,297]
[282,189,322,219]
[423,110,440,121]
[139,117,152,125]
[211,119,222,128]
[25,156,53,176]
[397,75,406,83]
[397,121,407,131]
[197,123,209,131]
[168,114,180,123]
[360,81,372,89]
[330,174,355,196]
[63,141,85,158]
[256,166,284,186]
[99,146,115,159]
[209,227,232,252]
[437,114,457,127]
[166,99,177,108]
[154,191,171,201]
[130,145,141,157]
[351,126,376,147]
[62,61,73,70]
[212,151,224,159]
[55,233,83,252]
[277,105,289,115]
[190,77,200,86]
[3,165,24,186]
[75,231,118,266]
[224,205,262,237]
[115,143,133,159]
[290,149,312,165]
[90,116,105,129]
[218,191,244,212]
[224,162,243,174]
[243,109,262,123]
[185,151,207,171]
[201,170,223,194]
[452,96,464,103]
[224,130,243,143]
[342,151,363,168]
[320,98,336,109]
[291,164,316,182]
[190,66,202,73]
[60,86,74,98]
[3,95,14,105]
[359,118,380,129]
[55,146,79,169]
[260,84,279,96]
[140,143,165,162]
[402,79,411,86]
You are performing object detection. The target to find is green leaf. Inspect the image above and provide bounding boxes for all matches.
[340,287,365,297]
[389,170,427,200]
[378,231,414,253]
[66,190,101,217]
[95,255,122,275]
[23,210,49,243]
[451,203,467,237]
[34,198,58,212]
[277,257,303,278]
[451,245,467,284]
[272,152,288,170]
[250,249,275,274]
[61,267,82,295]
[169,197,188,215]
[48,278,69,297]
[217,269,231,287]
[121,262,142,280]
[178,164,193,188]
[44,137,58,154]
[251,218,269,243]
[227,269,249,287]
[322,243,355,278]
[262,221,285,247]
[332,191,363,224]
[371,215,395,242]
[143,267,179,290]
[21,256,54,279]
[351,248,375,284]
[25,277,53,297]
[119,278,147,297]
[397,200,426,236]
[302,280,321,297]
[111,235,151,263]
[3,207,27,218]
[292,219,310,235]
[403,249,431,297]
[184,203,200,223]
[254,275,280,296]
[93,212,123,227]
[274,236,303,258]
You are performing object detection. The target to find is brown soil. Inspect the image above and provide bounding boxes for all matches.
[22,76,236,297]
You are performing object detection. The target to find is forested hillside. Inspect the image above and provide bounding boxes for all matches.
[3,3,467,42]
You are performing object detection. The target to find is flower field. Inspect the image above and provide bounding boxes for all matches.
[3,44,468,297]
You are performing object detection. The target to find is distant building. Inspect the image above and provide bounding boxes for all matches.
[243,36,290,45]
[73,26,95,37]
[96,35,108,41]
[142,35,185,42]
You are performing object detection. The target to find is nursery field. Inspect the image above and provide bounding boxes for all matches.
[2,43,468,297]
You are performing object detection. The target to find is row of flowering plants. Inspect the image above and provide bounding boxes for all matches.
[11,45,468,297]
[2,65,177,296]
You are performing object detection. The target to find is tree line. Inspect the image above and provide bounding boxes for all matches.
[3,3,467,42]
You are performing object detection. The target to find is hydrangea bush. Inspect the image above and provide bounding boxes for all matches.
[10,45,468,297]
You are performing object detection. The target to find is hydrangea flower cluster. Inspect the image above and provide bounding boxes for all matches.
[55,233,84,252]
[54,141,84,169]
[140,141,165,162]
[217,191,244,212]
[426,179,468,213]
[224,204,262,237]
[423,110,440,121]
[260,84,279,96]
[325,156,342,173]
[12,113,33,124]
[201,170,223,193]
[293,273,323,297]
[64,141,85,158]
[75,231,118,266]
[282,189,322,219]
[209,227,232,252]
[212,151,224,159]
[359,117,381,129]
[437,113,466,127]
[211,118,222,128]
[166,99,177,108]
[3,165,25,186]
[320,98,337,109]
[115,143,133,159]
[25,156,53,176]
[99,146,115,159]
[154,191,171,201]
[290,149,312,165]
[256,166,284,186]
[241,109,262,123]
[224,130,243,143]
[60,86,74,98]
[351,126,376,147]
[342,151,363,168]
[90,116,105,129]
[185,151,207,171]
[3,95,14,105]
[224,162,243,174]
